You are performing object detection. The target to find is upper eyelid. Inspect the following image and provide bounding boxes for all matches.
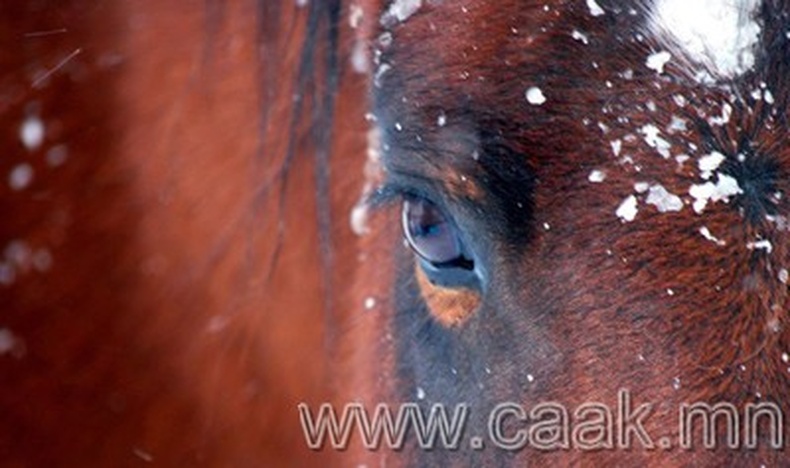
[365,182,432,213]
[364,183,409,210]
[364,171,447,211]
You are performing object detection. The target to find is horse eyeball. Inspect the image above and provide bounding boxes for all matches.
[401,197,466,267]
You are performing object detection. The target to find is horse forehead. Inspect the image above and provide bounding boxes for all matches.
[375,0,777,164]
[381,0,765,83]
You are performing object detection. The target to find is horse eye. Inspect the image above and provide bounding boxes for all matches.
[402,197,472,269]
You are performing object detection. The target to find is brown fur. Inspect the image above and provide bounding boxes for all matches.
[361,0,790,465]
[0,1,366,465]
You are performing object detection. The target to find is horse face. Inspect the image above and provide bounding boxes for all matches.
[353,0,790,464]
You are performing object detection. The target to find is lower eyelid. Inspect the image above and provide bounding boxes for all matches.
[415,264,481,327]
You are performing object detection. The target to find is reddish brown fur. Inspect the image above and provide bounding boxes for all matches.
[0,1,368,465]
[359,0,790,465]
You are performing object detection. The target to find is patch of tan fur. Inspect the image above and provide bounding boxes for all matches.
[415,263,480,327]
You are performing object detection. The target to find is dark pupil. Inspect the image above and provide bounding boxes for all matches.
[402,198,461,265]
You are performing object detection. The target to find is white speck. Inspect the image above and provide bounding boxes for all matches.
[779,269,788,284]
[689,174,742,213]
[364,297,376,310]
[672,376,681,390]
[646,184,684,212]
[610,139,622,157]
[634,182,650,193]
[20,115,45,151]
[747,239,773,253]
[132,448,153,463]
[668,115,688,133]
[416,386,426,400]
[708,103,732,126]
[381,0,422,26]
[350,40,369,73]
[588,170,606,183]
[0,263,14,285]
[350,203,370,236]
[394,122,403,132]
[9,164,34,191]
[782,352,789,363]
[616,195,638,222]
[525,86,546,105]
[0,329,15,355]
[651,0,761,79]
[437,112,447,127]
[667,288,675,296]
[764,89,775,104]
[768,317,780,333]
[714,174,742,197]
[349,4,364,29]
[640,124,672,158]
[296,0,308,6]
[586,0,605,16]
[46,144,68,167]
[543,222,551,231]
[5,241,32,272]
[673,94,688,107]
[699,226,726,246]
[698,151,726,179]
[646,50,672,74]
[373,63,391,88]
[527,374,535,383]
[572,29,590,44]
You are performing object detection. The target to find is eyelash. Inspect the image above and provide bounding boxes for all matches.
[366,180,435,211]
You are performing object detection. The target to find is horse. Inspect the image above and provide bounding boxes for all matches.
[1,0,788,466]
